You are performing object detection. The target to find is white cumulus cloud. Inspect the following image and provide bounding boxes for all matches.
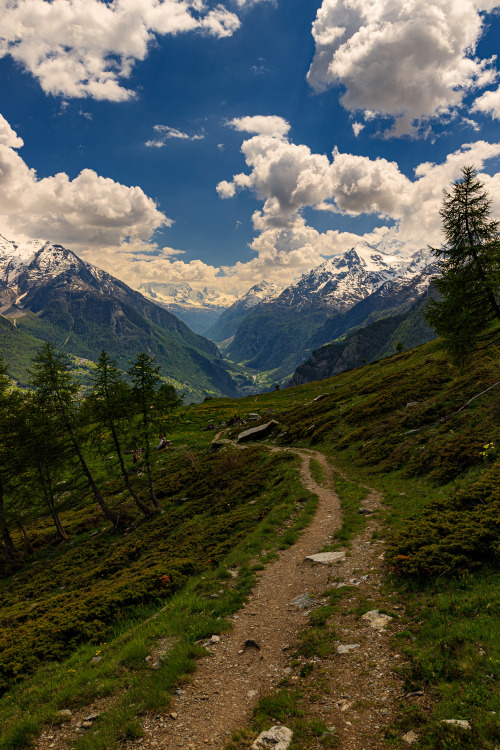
[0,114,170,251]
[217,117,500,287]
[0,0,241,101]
[307,0,500,134]
[472,86,500,120]
[218,124,412,229]
[0,114,24,148]
[228,115,291,137]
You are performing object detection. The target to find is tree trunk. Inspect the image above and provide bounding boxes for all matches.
[63,415,120,526]
[0,474,18,561]
[142,411,159,510]
[110,420,152,516]
[17,520,34,555]
[40,468,69,542]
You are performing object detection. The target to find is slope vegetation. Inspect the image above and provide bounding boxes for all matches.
[1,329,499,749]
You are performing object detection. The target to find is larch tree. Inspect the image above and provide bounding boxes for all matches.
[29,343,120,526]
[89,351,153,517]
[425,165,500,365]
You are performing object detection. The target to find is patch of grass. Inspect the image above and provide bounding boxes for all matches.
[309,458,327,485]
[327,473,369,548]
[254,688,303,725]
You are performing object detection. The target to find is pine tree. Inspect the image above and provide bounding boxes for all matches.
[0,359,20,564]
[425,165,500,364]
[19,391,73,541]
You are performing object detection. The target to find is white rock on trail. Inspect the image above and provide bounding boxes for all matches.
[337,644,360,654]
[305,551,346,564]
[252,726,293,749]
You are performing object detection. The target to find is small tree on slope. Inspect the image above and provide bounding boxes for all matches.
[29,343,119,526]
[425,165,500,365]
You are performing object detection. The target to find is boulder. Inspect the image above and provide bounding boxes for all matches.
[252,726,293,749]
[441,720,471,730]
[237,420,279,443]
[337,644,360,654]
[402,730,419,744]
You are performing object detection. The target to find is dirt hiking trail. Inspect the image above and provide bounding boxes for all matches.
[122,449,409,750]
[35,449,412,750]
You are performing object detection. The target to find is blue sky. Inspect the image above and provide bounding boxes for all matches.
[1,0,500,297]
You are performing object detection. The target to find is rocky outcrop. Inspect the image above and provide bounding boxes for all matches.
[237,420,279,443]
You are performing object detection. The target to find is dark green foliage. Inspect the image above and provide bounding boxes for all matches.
[425,166,500,365]
[128,353,182,508]
[0,448,293,694]
[289,297,436,388]
[389,462,500,578]
[88,352,153,517]
[29,343,117,525]
[2,260,239,399]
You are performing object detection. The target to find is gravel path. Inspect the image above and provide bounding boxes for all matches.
[35,448,413,750]
[123,449,344,749]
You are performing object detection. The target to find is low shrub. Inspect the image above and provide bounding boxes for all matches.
[389,461,500,578]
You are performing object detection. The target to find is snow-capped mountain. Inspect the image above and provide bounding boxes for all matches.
[0,235,239,398]
[205,280,282,342]
[138,281,239,335]
[225,241,435,380]
[274,242,430,313]
[0,234,132,311]
[235,280,281,310]
[139,281,238,310]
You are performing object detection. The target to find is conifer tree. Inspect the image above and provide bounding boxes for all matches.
[19,391,72,541]
[0,359,20,563]
[30,343,119,526]
[90,351,153,517]
[425,165,500,364]
[128,353,162,509]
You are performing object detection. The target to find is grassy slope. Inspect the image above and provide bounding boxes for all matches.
[0,397,319,749]
[14,311,236,401]
[1,328,499,748]
[274,327,500,748]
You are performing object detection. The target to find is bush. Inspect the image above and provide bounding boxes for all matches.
[389,462,500,578]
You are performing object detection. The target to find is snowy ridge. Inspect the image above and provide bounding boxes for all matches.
[0,234,101,288]
[139,281,239,311]
[236,280,282,310]
[274,241,432,314]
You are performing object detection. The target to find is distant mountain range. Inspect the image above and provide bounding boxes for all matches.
[205,281,281,343]
[0,233,440,396]
[288,286,436,387]
[0,236,240,399]
[138,281,239,335]
[218,241,438,383]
